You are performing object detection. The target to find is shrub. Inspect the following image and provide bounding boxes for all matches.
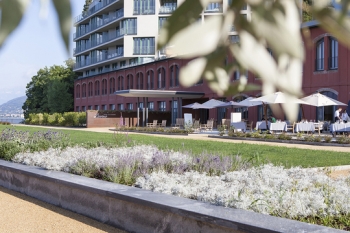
[277,133,292,140]
[63,112,78,126]
[336,135,350,144]
[324,135,332,143]
[42,113,49,125]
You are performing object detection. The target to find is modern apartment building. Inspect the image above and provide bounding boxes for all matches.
[74,0,349,125]
[73,0,252,124]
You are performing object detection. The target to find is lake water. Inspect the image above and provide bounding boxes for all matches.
[0,118,24,124]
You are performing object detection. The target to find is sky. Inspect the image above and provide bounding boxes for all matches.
[0,0,86,105]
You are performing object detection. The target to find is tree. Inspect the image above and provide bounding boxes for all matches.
[22,61,77,118]
[82,0,93,14]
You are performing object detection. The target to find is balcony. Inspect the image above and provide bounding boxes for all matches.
[133,7,155,15]
[74,0,119,24]
[74,27,136,55]
[204,3,223,13]
[159,5,177,14]
[74,47,124,69]
[74,9,124,40]
[133,46,155,55]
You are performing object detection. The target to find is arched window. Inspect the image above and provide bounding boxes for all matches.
[94,80,100,96]
[102,79,107,95]
[88,82,93,97]
[329,37,338,69]
[136,72,144,89]
[82,83,87,98]
[146,70,154,89]
[109,78,115,94]
[127,74,133,89]
[157,67,166,89]
[170,65,179,87]
[316,39,324,71]
[75,85,80,98]
[118,76,124,90]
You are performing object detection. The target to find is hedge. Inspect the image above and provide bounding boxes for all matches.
[25,112,86,127]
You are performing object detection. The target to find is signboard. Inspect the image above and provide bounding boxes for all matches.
[184,113,193,129]
[231,112,241,123]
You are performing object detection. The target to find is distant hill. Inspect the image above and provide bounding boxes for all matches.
[0,96,26,115]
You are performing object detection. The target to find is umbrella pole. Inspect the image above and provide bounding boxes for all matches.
[264,103,268,131]
[301,105,305,120]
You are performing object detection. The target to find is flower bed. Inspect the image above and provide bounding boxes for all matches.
[10,145,350,230]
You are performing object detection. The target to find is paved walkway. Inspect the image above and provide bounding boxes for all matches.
[1,125,350,232]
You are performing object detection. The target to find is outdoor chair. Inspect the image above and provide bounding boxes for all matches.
[193,120,200,131]
[147,120,158,127]
[221,119,230,130]
[286,122,295,133]
[314,121,324,135]
[246,121,254,132]
[200,119,214,131]
[174,118,184,128]
[158,120,167,127]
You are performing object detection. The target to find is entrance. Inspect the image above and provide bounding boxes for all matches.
[316,91,337,122]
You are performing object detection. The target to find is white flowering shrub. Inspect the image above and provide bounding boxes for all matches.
[136,164,350,219]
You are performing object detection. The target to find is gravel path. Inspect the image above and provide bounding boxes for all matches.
[0,186,125,233]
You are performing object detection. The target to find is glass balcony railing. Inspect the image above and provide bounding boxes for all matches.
[133,7,155,15]
[204,4,223,13]
[159,5,177,14]
[133,46,155,55]
[74,0,118,24]
[73,9,124,40]
[74,27,136,55]
[74,47,124,69]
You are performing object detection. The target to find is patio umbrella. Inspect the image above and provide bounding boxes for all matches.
[249,92,307,128]
[301,93,347,107]
[201,99,226,109]
[182,102,210,109]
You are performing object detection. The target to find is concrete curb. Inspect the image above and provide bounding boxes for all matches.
[0,160,345,233]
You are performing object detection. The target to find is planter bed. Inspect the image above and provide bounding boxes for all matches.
[110,129,189,136]
[209,135,350,147]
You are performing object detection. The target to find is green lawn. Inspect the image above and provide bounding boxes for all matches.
[2,125,350,168]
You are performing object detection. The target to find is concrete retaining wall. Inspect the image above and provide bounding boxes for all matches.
[0,160,344,233]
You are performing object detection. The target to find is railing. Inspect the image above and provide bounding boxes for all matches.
[315,58,324,71]
[133,7,155,15]
[159,5,177,14]
[204,5,223,13]
[133,46,155,55]
[74,0,118,24]
[74,48,124,69]
[74,9,124,40]
[74,27,136,54]
[328,56,338,69]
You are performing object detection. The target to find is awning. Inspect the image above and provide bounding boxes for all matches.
[114,89,205,99]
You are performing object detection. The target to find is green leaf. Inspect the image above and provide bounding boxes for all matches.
[158,0,204,48]
[52,0,72,52]
[0,0,30,48]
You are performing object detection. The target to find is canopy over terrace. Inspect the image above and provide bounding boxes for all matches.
[114,89,205,126]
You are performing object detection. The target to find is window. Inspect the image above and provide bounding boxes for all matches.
[109,78,115,94]
[76,85,80,98]
[159,17,168,30]
[110,104,115,110]
[102,105,107,110]
[82,83,87,97]
[88,82,93,97]
[95,105,100,110]
[229,35,240,44]
[133,37,155,55]
[120,18,137,34]
[118,76,124,90]
[82,106,86,111]
[88,105,92,110]
[136,72,144,89]
[138,102,144,109]
[158,101,166,111]
[118,104,124,110]
[95,81,100,95]
[148,102,154,110]
[329,37,338,69]
[127,74,133,89]
[205,1,223,12]
[157,67,166,89]
[147,70,154,89]
[133,0,155,15]
[76,106,80,112]
[101,79,107,95]
[316,39,324,71]
[170,65,179,87]
[127,103,133,110]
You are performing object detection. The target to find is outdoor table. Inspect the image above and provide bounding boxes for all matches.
[295,122,315,133]
[230,122,246,132]
[330,123,350,133]
[255,121,287,132]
